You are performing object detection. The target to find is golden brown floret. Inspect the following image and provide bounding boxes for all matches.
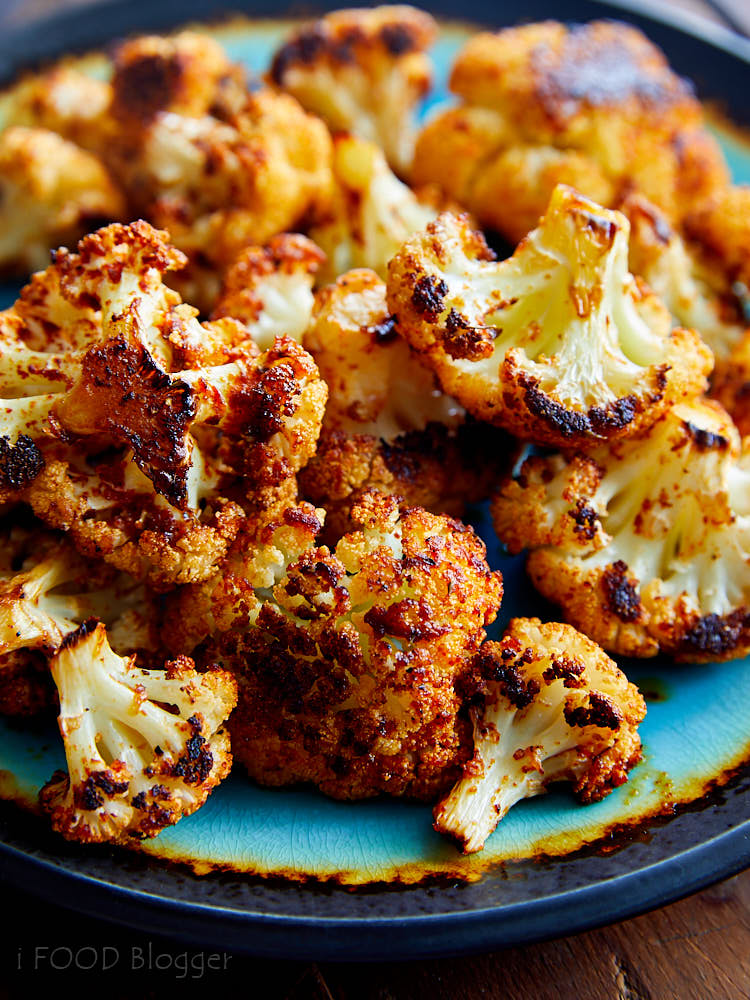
[413,20,728,243]
[0,220,327,588]
[493,398,750,661]
[270,5,437,174]
[435,618,645,853]
[40,620,236,844]
[299,267,513,538]
[684,185,750,293]
[173,492,503,800]
[387,187,712,447]
[0,126,125,274]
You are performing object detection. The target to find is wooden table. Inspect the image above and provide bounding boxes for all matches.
[1,0,749,996]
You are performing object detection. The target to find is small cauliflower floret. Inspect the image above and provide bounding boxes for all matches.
[110,30,247,128]
[309,134,439,285]
[434,618,645,853]
[270,5,437,175]
[493,398,750,661]
[0,126,125,274]
[176,492,503,800]
[211,234,325,348]
[387,187,712,447]
[0,220,326,587]
[39,620,237,844]
[623,194,748,364]
[1,65,113,153]
[299,268,513,538]
[413,21,728,243]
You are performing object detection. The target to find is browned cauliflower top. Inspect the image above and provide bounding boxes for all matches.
[413,20,728,243]
[493,398,750,661]
[387,187,712,447]
[0,219,326,588]
[434,618,645,853]
[270,5,437,174]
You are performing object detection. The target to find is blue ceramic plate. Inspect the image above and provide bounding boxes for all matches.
[1,0,750,960]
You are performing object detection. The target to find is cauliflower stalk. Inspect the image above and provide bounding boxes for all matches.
[493,398,750,660]
[387,186,712,446]
[40,620,237,844]
[434,618,645,853]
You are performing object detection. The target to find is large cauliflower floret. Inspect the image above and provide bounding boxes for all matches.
[269,5,437,175]
[0,220,327,588]
[434,618,645,853]
[493,398,750,661]
[387,186,712,447]
[179,492,503,800]
[412,20,728,243]
[309,134,439,285]
[623,194,749,365]
[39,620,237,844]
[211,234,325,348]
[0,126,125,274]
[299,267,513,539]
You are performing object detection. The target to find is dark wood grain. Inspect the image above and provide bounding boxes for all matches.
[1,0,749,996]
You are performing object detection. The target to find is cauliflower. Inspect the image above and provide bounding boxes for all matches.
[309,134,439,285]
[269,5,437,175]
[211,234,325,348]
[412,20,728,243]
[299,267,514,538]
[387,186,712,447]
[39,620,237,844]
[434,618,645,853]
[0,126,125,274]
[493,397,750,661]
[173,492,503,800]
[684,186,750,296]
[0,220,326,587]
[1,64,113,153]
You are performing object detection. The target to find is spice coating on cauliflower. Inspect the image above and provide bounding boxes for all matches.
[387,187,712,447]
[493,398,750,661]
[0,219,326,587]
[309,134,438,285]
[40,620,237,843]
[412,20,728,243]
[211,234,325,349]
[434,618,645,853]
[299,267,513,538]
[270,5,437,175]
[180,492,503,800]
[0,126,125,274]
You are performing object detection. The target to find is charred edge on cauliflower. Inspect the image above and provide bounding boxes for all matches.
[0,434,45,494]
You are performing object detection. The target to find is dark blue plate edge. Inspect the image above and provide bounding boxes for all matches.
[0,0,749,961]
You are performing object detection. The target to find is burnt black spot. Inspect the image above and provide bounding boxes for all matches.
[0,434,45,493]
[474,643,540,709]
[131,791,148,810]
[679,610,750,656]
[411,275,448,321]
[683,421,730,452]
[379,22,417,54]
[571,498,599,540]
[565,691,622,730]
[543,656,586,687]
[367,315,398,344]
[441,308,495,361]
[364,599,450,642]
[602,560,642,623]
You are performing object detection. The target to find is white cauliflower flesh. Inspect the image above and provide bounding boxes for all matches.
[387,185,713,447]
[269,5,437,175]
[40,621,237,844]
[624,194,748,363]
[493,398,750,661]
[434,618,645,853]
[309,134,438,285]
[211,233,325,348]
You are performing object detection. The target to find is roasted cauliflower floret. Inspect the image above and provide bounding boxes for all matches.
[434,618,645,853]
[299,268,513,538]
[110,30,247,128]
[176,492,503,800]
[0,126,125,274]
[684,186,750,296]
[1,65,113,153]
[309,134,438,285]
[211,234,325,348]
[0,220,326,587]
[413,20,728,243]
[493,398,750,661]
[387,187,712,446]
[39,620,237,844]
[270,5,437,175]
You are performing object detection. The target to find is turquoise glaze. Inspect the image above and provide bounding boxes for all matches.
[1,20,749,883]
